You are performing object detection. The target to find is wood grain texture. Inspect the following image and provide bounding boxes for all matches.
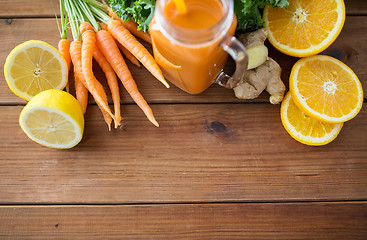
[0,202,366,239]
[0,0,59,18]
[0,1,366,238]
[1,17,366,105]
[345,0,367,15]
[0,0,366,17]
[0,104,366,204]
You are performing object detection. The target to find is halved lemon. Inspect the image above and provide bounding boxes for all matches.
[19,89,84,149]
[263,0,345,57]
[290,55,363,123]
[4,40,68,101]
[281,92,343,146]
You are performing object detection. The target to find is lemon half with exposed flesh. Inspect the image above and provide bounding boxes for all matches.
[19,89,84,149]
[4,40,68,100]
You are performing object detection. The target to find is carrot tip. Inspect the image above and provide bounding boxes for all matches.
[114,117,122,128]
[82,106,87,115]
[152,120,159,127]
[159,77,170,88]
[105,107,118,123]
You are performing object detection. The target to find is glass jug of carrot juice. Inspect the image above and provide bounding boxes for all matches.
[149,0,247,94]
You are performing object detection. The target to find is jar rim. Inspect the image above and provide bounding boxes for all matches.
[154,0,234,48]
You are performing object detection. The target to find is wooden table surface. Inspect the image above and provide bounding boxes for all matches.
[1,0,367,239]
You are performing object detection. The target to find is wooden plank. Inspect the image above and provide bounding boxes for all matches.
[345,0,367,15]
[0,202,366,239]
[0,0,59,18]
[1,0,366,17]
[0,104,366,204]
[1,16,366,105]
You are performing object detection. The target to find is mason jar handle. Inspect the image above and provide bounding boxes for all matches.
[214,35,248,89]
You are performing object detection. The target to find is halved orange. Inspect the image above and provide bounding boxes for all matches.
[263,0,345,57]
[281,92,343,146]
[290,55,363,123]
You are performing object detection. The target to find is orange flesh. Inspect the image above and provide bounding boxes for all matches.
[150,0,236,94]
[297,60,360,118]
[267,0,340,50]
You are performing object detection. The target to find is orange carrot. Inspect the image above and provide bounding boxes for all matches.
[93,45,122,128]
[122,19,152,44]
[70,40,114,130]
[95,80,113,131]
[70,41,88,113]
[100,22,107,30]
[58,39,71,92]
[116,40,141,67]
[58,39,71,69]
[74,70,88,114]
[100,22,107,31]
[95,30,159,127]
[107,20,169,88]
[79,22,116,123]
[109,9,152,44]
[100,22,140,67]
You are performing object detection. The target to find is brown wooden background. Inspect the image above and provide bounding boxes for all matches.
[0,0,366,239]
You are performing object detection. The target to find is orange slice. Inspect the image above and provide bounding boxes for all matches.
[263,0,345,57]
[290,55,363,123]
[281,92,343,146]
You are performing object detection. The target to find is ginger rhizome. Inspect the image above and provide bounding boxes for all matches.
[239,28,268,70]
[228,28,286,104]
[233,58,285,104]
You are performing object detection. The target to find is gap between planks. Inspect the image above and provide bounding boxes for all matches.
[0,199,367,207]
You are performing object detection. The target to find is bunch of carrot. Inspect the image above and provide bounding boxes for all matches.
[57,0,169,130]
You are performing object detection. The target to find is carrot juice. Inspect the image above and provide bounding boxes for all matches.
[150,0,238,94]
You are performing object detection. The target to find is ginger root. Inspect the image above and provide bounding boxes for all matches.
[233,58,285,104]
[226,28,285,104]
[238,28,269,70]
